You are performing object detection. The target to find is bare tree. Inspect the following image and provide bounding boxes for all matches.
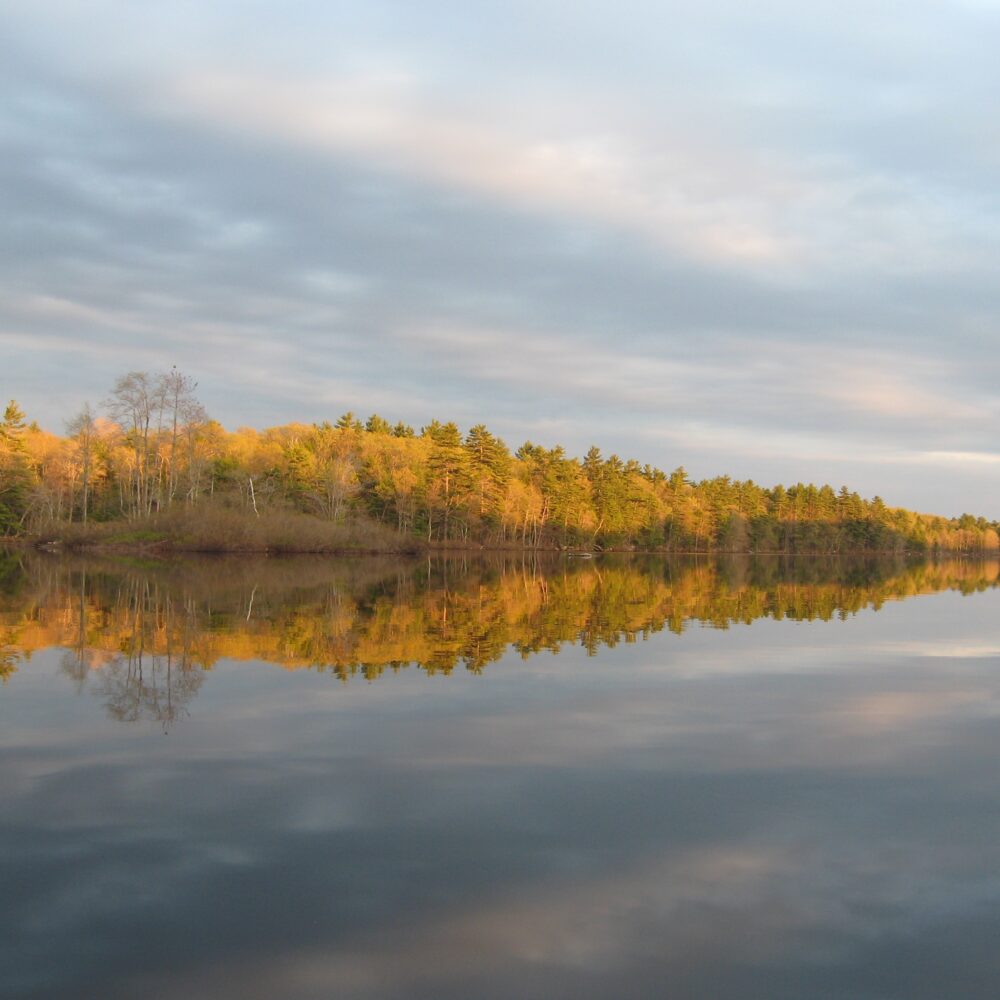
[106,372,158,517]
[105,369,206,516]
[65,402,96,525]
[158,367,203,507]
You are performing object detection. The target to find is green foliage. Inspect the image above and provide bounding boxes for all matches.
[336,412,364,432]
[365,414,392,435]
[0,399,34,533]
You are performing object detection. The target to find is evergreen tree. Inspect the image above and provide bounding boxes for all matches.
[426,422,471,540]
[465,424,511,530]
[365,414,392,435]
[0,401,32,532]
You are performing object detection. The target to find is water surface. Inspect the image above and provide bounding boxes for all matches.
[3,552,1000,999]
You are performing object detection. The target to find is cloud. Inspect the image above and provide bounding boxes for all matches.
[2,3,1000,515]
[160,69,808,270]
[914,451,1000,467]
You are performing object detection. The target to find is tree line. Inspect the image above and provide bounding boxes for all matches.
[1,369,998,553]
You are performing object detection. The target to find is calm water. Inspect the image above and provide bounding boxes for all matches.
[3,551,1000,999]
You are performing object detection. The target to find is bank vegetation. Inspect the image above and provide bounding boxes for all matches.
[2,370,997,554]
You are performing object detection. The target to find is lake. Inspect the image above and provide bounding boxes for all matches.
[3,551,1000,999]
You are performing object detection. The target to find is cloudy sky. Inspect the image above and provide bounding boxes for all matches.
[3,1,1000,517]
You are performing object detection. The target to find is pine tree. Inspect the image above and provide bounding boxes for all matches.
[426,422,472,540]
[464,424,511,530]
[0,401,33,533]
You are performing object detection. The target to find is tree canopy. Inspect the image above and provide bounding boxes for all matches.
[1,371,997,554]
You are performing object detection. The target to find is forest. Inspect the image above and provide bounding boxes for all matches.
[1,369,998,553]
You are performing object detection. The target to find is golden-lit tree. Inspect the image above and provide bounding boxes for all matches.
[3,371,999,554]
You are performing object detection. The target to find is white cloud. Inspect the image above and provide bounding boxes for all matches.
[157,70,820,269]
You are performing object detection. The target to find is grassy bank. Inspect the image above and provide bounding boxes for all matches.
[12,505,989,557]
[26,506,420,555]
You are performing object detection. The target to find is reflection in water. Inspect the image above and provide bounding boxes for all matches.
[4,552,1000,999]
[0,557,1000,692]
[62,575,205,729]
[1,553,998,714]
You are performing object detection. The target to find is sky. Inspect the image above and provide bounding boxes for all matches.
[3,0,1000,518]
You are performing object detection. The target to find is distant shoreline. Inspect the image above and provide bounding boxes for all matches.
[4,530,986,560]
[4,374,999,558]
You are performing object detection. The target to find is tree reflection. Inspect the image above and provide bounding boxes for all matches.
[1,552,998,723]
[94,652,203,729]
[94,576,204,729]
[49,569,205,728]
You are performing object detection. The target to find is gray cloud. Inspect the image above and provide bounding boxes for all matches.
[2,3,1000,514]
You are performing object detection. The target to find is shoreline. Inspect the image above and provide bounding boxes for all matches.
[3,536,990,559]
